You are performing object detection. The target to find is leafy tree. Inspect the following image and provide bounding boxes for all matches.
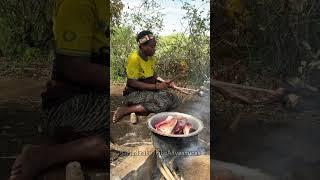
[111,0,124,27]
[0,0,54,58]
[110,26,136,81]
[110,0,210,86]
[122,0,164,35]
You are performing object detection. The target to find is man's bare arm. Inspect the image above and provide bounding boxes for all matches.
[55,54,108,91]
[127,79,169,90]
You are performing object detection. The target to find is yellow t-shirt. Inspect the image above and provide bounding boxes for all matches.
[126,51,155,79]
[53,0,109,58]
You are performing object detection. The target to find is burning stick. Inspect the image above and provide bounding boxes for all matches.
[162,160,178,180]
[178,87,199,92]
[168,157,182,180]
[164,74,203,96]
[170,84,200,95]
[157,154,178,180]
[172,87,192,95]
[171,168,181,180]
[157,160,174,180]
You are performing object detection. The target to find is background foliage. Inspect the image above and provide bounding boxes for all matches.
[2,0,316,87]
[110,0,210,85]
[0,0,54,60]
[213,0,320,87]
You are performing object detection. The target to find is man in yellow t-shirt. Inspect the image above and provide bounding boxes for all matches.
[52,0,108,62]
[112,30,179,122]
[126,50,156,80]
[10,1,108,179]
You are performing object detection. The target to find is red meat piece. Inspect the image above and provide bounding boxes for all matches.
[155,116,178,135]
[154,116,173,129]
[173,120,187,134]
[183,123,193,135]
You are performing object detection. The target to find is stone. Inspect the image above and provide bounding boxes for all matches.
[177,155,210,180]
[66,161,85,180]
[111,145,156,180]
[130,113,138,124]
[213,160,275,180]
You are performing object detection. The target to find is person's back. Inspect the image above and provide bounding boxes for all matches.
[42,0,109,108]
[52,0,108,66]
[9,1,109,179]
[40,0,109,141]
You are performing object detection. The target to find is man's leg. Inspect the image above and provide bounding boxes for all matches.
[10,136,106,180]
[112,104,146,123]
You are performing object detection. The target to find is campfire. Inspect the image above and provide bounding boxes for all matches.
[110,112,209,180]
[157,154,180,180]
[147,112,206,180]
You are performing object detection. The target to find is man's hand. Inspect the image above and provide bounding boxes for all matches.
[156,82,169,90]
[156,76,174,84]
[168,81,176,88]
[156,76,166,83]
[156,76,178,89]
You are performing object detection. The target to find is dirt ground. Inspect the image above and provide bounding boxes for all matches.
[214,88,320,180]
[2,76,319,180]
[0,78,49,180]
[0,78,211,179]
[110,83,211,162]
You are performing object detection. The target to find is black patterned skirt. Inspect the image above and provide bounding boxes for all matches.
[123,90,179,113]
[41,92,108,142]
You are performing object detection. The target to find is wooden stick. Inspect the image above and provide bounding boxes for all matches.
[161,159,177,180]
[160,175,166,180]
[168,156,177,170]
[158,160,173,180]
[170,84,200,95]
[214,86,252,104]
[211,79,290,105]
[178,87,199,92]
[171,86,192,95]
[211,79,277,95]
[171,169,181,180]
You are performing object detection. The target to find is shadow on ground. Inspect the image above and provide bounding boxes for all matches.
[0,78,48,179]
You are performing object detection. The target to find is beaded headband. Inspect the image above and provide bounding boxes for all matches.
[138,34,154,45]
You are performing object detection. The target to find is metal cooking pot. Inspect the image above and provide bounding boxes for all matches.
[147,112,204,156]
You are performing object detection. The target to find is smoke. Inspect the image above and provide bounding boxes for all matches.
[178,87,211,150]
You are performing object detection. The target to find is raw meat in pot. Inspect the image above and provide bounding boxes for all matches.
[155,116,178,135]
[183,123,193,135]
[173,120,187,134]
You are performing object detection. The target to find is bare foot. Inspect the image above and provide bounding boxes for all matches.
[10,155,22,177]
[112,107,128,123]
[10,145,48,180]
